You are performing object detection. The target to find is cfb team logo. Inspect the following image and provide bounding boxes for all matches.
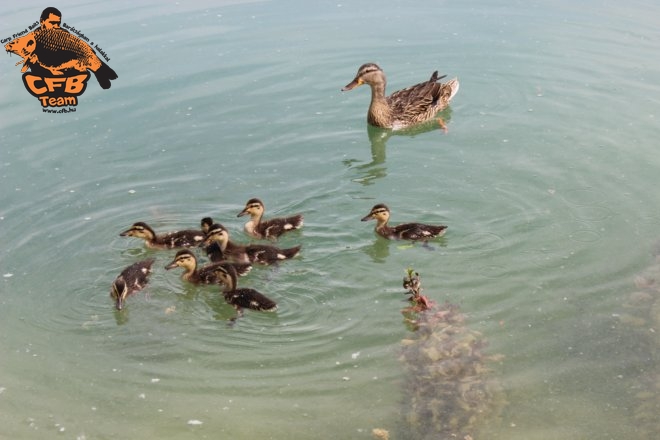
[3,7,117,112]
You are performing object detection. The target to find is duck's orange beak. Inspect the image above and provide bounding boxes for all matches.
[341,77,362,91]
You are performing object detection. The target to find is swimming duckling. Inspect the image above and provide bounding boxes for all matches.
[361,204,447,241]
[110,259,154,310]
[204,223,301,265]
[200,217,214,234]
[164,249,251,284]
[214,263,277,315]
[342,63,459,130]
[237,198,303,240]
[120,222,205,249]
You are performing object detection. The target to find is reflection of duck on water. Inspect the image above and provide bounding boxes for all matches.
[362,234,391,263]
[344,111,454,186]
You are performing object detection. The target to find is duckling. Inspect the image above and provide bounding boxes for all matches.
[214,263,277,315]
[200,217,221,260]
[120,222,205,249]
[110,259,154,310]
[361,204,447,241]
[164,249,251,285]
[200,217,214,234]
[342,63,459,130]
[237,198,303,240]
[204,223,301,265]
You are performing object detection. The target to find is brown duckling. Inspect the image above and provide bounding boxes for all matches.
[237,198,303,240]
[204,223,301,265]
[120,221,205,249]
[342,63,459,130]
[110,259,154,310]
[200,217,214,234]
[361,204,447,242]
[214,263,277,315]
[164,249,251,284]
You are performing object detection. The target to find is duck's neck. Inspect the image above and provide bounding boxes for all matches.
[181,265,197,281]
[144,240,159,249]
[367,84,392,128]
[211,238,228,252]
[375,219,392,236]
[244,213,261,236]
[222,276,236,293]
[251,212,263,225]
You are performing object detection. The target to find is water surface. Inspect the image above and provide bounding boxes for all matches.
[2,0,660,438]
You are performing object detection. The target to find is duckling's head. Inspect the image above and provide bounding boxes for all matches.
[120,222,156,240]
[237,198,265,218]
[165,249,197,271]
[203,223,230,247]
[200,217,214,234]
[361,203,391,223]
[215,263,238,290]
[110,277,128,310]
[342,63,385,91]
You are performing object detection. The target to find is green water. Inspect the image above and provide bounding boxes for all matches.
[2,0,660,438]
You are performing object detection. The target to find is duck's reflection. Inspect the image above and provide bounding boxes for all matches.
[113,307,130,325]
[344,109,453,186]
[363,236,392,263]
[363,236,449,263]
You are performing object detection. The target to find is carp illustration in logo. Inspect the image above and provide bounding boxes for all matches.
[6,27,117,89]
[4,7,117,110]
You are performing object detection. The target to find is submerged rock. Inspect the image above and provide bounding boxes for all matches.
[396,269,505,440]
[619,249,660,439]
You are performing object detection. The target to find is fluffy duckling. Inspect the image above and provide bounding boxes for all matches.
[204,223,301,265]
[110,259,154,310]
[237,198,303,240]
[342,63,459,130]
[165,249,251,284]
[200,217,214,234]
[120,222,205,249]
[214,263,277,315]
[361,204,447,242]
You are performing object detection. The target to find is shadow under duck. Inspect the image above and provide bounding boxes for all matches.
[342,63,459,131]
[204,223,301,265]
[110,259,154,310]
[361,203,447,242]
[120,221,205,249]
[237,198,303,240]
[214,263,278,316]
[164,249,251,284]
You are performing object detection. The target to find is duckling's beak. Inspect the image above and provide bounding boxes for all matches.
[341,78,362,91]
[112,280,127,310]
[236,208,248,217]
[164,261,178,270]
[119,228,132,236]
[361,213,375,221]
